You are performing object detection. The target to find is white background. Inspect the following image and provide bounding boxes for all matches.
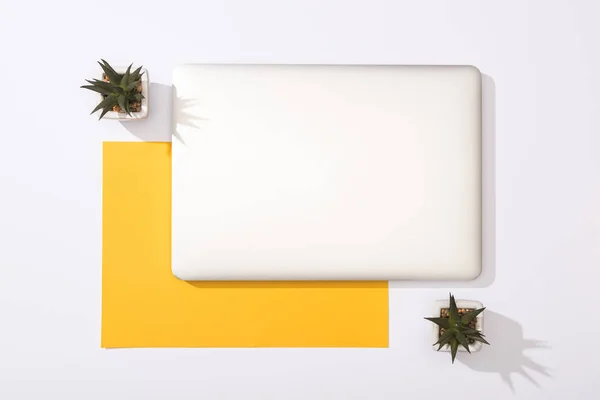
[1,0,599,398]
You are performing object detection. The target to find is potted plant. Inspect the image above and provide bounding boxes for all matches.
[81,60,148,120]
[425,293,490,363]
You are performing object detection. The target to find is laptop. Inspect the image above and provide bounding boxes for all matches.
[171,64,481,280]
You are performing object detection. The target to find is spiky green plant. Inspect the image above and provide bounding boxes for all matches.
[81,60,144,120]
[425,293,490,363]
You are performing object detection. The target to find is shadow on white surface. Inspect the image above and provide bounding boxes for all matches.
[172,86,210,145]
[390,74,496,288]
[459,311,551,393]
[120,83,206,143]
[120,83,173,142]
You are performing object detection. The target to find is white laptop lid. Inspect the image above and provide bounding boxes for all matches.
[172,65,481,280]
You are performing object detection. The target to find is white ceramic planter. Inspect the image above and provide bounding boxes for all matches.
[97,67,149,120]
[431,299,484,353]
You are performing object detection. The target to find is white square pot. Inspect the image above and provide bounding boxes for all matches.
[431,299,484,353]
[96,67,149,120]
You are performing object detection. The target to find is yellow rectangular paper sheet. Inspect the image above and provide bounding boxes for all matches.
[102,142,388,347]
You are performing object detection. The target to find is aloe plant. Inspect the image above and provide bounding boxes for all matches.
[81,60,144,120]
[425,293,490,363]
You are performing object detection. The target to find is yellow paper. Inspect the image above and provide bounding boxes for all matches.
[102,142,388,348]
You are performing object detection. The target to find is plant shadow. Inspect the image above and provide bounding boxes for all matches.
[390,73,496,288]
[119,83,205,143]
[458,311,552,393]
[119,83,172,142]
[171,86,209,144]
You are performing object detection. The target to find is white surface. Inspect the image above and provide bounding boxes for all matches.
[172,64,481,280]
[2,0,600,399]
[95,67,149,120]
[431,299,484,353]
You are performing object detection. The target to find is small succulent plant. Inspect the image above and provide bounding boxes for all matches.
[425,293,490,363]
[81,60,144,120]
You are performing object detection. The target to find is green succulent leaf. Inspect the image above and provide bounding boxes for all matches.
[126,80,140,92]
[450,339,459,364]
[133,93,144,101]
[100,59,119,72]
[91,94,117,115]
[438,337,452,351]
[433,329,452,345]
[449,293,459,322]
[465,330,485,338]
[124,96,131,115]
[470,335,490,345]
[455,331,471,353]
[130,65,143,82]
[461,307,485,326]
[85,79,123,94]
[434,330,453,350]
[120,64,132,90]
[98,60,122,85]
[117,95,128,114]
[80,84,113,95]
[424,317,449,329]
[98,105,114,120]
[85,78,108,87]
